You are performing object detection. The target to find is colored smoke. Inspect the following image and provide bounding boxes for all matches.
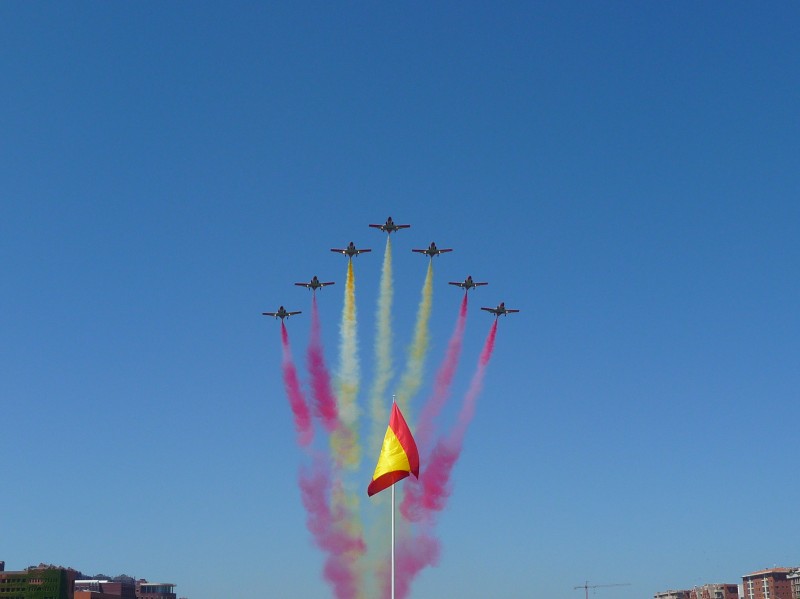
[338,261,360,424]
[394,261,433,415]
[336,260,361,467]
[273,242,502,598]
[400,320,498,522]
[450,319,497,445]
[308,295,340,432]
[280,322,313,446]
[369,236,395,456]
[415,293,468,453]
[300,455,366,599]
[400,440,458,523]
[382,533,441,599]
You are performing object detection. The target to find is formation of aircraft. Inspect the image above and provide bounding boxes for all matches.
[412,242,453,258]
[295,276,335,291]
[481,302,519,317]
[369,216,410,234]
[262,306,302,320]
[449,275,488,291]
[331,241,372,259]
[266,221,519,322]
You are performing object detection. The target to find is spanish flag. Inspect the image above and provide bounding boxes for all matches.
[368,403,420,497]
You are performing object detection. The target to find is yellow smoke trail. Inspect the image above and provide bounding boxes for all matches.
[331,480,367,598]
[333,260,361,468]
[394,261,433,417]
[369,237,394,458]
[330,261,365,593]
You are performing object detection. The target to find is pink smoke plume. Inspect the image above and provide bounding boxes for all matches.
[401,320,498,523]
[299,455,366,599]
[281,322,313,446]
[449,318,497,446]
[415,293,468,453]
[307,295,340,432]
[380,533,441,599]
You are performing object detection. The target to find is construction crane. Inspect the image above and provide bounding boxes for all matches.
[573,581,631,599]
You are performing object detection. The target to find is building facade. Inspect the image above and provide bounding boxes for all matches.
[743,568,793,599]
[787,569,800,599]
[74,580,135,599]
[689,583,740,599]
[655,591,692,599]
[75,591,121,599]
[134,582,175,599]
[0,565,77,599]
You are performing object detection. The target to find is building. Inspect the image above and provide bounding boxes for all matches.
[787,569,800,599]
[0,564,78,599]
[134,582,175,599]
[743,568,793,599]
[0,563,184,599]
[75,588,120,599]
[76,579,175,599]
[690,583,740,599]
[655,591,692,599]
[74,580,135,599]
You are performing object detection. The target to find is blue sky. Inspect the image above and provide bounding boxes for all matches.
[1,3,798,598]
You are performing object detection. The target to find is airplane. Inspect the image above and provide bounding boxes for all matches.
[295,276,335,291]
[331,241,372,259]
[262,306,302,320]
[412,242,453,258]
[481,302,519,317]
[449,275,488,291]
[369,216,411,234]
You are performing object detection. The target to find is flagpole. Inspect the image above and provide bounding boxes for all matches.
[391,478,395,599]
[391,394,396,599]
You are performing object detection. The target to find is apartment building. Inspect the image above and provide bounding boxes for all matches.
[743,568,792,599]
[787,569,800,599]
[690,583,740,599]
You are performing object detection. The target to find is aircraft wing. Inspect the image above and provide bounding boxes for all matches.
[439,248,453,253]
[330,248,346,254]
[356,249,372,254]
[480,307,496,313]
[473,282,488,287]
[262,312,277,317]
[395,224,410,230]
[287,311,302,316]
[448,281,464,287]
[368,224,384,230]
[320,281,335,287]
[294,283,311,288]
[411,249,427,254]
[505,309,520,313]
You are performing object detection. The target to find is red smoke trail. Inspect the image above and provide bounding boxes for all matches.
[382,533,440,599]
[449,318,497,446]
[401,320,498,523]
[299,455,366,599]
[280,322,313,446]
[415,293,468,453]
[307,295,340,432]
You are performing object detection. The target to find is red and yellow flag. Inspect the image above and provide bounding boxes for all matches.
[368,403,419,497]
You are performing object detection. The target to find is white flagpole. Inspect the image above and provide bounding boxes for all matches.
[391,478,396,599]
[391,394,396,599]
